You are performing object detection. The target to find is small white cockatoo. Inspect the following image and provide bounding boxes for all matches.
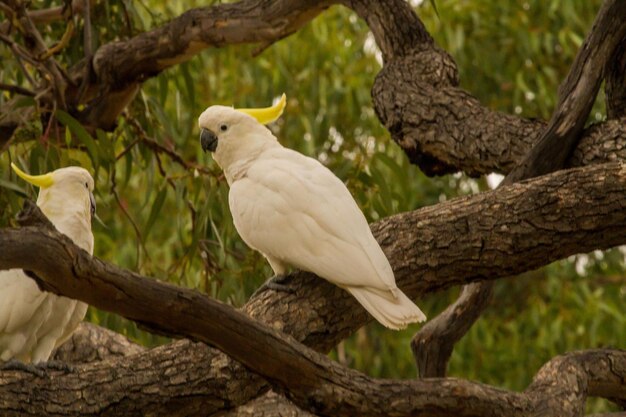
[0,163,96,363]
[198,95,426,329]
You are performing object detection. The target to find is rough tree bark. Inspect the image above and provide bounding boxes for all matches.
[1,0,625,416]
[51,322,145,364]
[409,0,626,378]
[2,160,626,415]
[605,33,626,119]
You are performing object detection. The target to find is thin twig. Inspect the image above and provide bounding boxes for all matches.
[125,115,213,175]
[0,34,41,88]
[76,0,92,104]
[0,0,86,34]
[82,0,92,57]
[152,150,178,190]
[0,82,35,97]
[115,137,141,161]
[110,164,148,268]
[10,0,68,109]
[0,1,11,13]
[40,101,56,144]
[0,32,39,66]
[142,136,212,175]
[39,19,75,60]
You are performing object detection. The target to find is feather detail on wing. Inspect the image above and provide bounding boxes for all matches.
[346,287,426,330]
[229,148,397,293]
[0,269,52,361]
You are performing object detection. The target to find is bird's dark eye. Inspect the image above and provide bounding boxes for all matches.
[220,124,228,132]
[85,182,88,189]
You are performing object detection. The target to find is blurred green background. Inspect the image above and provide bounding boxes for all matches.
[0,0,622,413]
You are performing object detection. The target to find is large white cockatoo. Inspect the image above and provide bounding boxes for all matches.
[198,95,426,329]
[0,163,95,363]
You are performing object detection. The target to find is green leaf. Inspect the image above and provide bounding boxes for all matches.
[55,110,100,171]
[180,61,196,110]
[65,126,72,148]
[0,178,27,196]
[143,185,167,240]
[96,129,116,168]
[428,0,440,18]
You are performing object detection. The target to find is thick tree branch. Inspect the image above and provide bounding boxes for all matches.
[75,0,624,172]
[225,391,315,417]
[341,0,434,61]
[411,281,493,377]
[411,0,625,378]
[72,0,332,129]
[2,202,626,416]
[524,350,626,416]
[51,322,145,364]
[505,0,626,183]
[365,5,626,385]
[1,0,625,172]
[2,162,626,414]
[0,0,333,139]
[605,35,626,118]
[369,0,626,177]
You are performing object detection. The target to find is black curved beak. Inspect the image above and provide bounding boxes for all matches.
[200,128,218,153]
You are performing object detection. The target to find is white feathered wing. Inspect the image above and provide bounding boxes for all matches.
[229,147,426,329]
[0,168,93,363]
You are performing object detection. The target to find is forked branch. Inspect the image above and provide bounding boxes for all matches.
[411,0,626,378]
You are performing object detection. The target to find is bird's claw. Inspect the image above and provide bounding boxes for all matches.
[40,360,76,373]
[265,280,295,293]
[250,274,296,298]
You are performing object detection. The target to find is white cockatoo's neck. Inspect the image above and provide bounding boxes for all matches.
[37,189,94,254]
[216,130,283,185]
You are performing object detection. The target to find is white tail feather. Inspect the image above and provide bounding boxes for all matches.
[346,287,426,330]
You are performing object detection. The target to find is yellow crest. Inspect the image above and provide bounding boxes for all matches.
[11,163,54,188]
[237,93,286,125]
